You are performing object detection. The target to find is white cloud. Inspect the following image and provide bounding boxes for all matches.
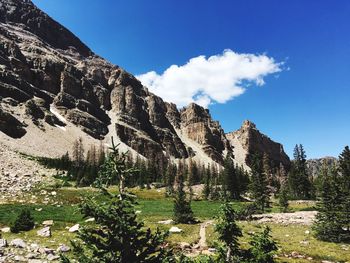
[136,49,282,108]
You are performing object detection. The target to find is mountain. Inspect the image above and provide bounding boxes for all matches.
[0,0,290,169]
[306,157,338,179]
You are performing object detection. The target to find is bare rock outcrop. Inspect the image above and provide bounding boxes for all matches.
[227,120,291,170]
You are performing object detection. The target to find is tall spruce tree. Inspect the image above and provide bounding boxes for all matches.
[215,202,243,262]
[250,154,270,212]
[313,165,345,242]
[288,144,312,199]
[173,161,195,224]
[223,154,240,200]
[203,164,212,200]
[338,146,350,241]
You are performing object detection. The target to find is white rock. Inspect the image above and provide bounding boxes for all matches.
[135,210,142,214]
[35,208,43,212]
[47,254,59,261]
[169,226,182,233]
[10,238,27,248]
[85,218,95,223]
[37,226,51,237]
[208,248,217,253]
[305,230,310,235]
[51,191,57,196]
[0,227,10,233]
[42,220,54,226]
[14,255,26,261]
[0,239,7,248]
[158,219,174,225]
[57,244,70,253]
[69,224,80,232]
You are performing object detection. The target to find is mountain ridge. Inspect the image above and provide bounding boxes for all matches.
[0,0,290,170]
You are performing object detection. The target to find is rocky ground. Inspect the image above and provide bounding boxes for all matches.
[0,237,69,263]
[0,142,57,203]
[252,211,317,226]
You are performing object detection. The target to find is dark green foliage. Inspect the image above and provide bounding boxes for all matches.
[62,191,173,263]
[313,165,344,242]
[278,183,289,213]
[248,226,278,263]
[62,140,174,263]
[173,162,196,224]
[203,164,211,200]
[288,144,313,199]
[10,209,35,233]
[215,203,243,262]
[236,203,259,221]
[249,154,271,213]
[314,146,350,243]
[223,154,240,200]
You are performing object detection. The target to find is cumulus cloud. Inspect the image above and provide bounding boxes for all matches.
[136,49,282,108]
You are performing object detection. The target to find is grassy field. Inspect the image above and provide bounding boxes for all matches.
[0,186,349,262]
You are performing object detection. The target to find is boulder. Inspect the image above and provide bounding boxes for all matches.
[37,226,51,237]
[68,224,80,232]
[169,226,182,233]
[0,239,7,248]
[10,239,27,248]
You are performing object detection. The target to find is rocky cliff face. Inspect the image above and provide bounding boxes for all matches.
[0,0,290,169]
[227,120,291,170]
[306,157,338,179]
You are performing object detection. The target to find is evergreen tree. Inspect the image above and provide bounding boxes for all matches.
[223,154,240,200]
[11,209,35,233]
[278,182,289,213]
[248,226,278,263]
[313,165,345,242]
[288,144,312,199]
[250,154,270,212]
[173,162,195,224]
[165,163,176,197]
[215,202,243,262]
[203,164,211,200]
[339,145,350,240]
[62,140,173,263]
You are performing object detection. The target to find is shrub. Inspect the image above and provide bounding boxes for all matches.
[10,209,35,233]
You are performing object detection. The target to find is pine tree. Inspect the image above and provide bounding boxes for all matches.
[288,144,312,199]
[249,226,278,263]
[203,164,211,200]
[279,182,289,213]
[215,202,243,262]
[11,209,35,233]
[62,140,173,263]
[338,146,350,241]
[223,154,240,200]
[165,163,176,197]
[173,161,195,224]
[250,154,270,213]
[313,165,345,242]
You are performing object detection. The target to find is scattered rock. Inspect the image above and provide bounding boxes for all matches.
[69,224,80,232]
[10,239,26,248]
[0,227,10,233]
[37,226,51,237]
[0,239,7,248]
[157,219,174,225]
[169,226,182,233]
[57,244,70,253]
[84,218,95,223]
[42,220,54,226]
[14,255,26,261]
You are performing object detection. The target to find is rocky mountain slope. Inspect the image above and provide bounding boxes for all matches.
[0,0,290,169]
[306,157,338,179]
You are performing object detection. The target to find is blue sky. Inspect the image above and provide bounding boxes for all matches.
[32,0,350,159]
